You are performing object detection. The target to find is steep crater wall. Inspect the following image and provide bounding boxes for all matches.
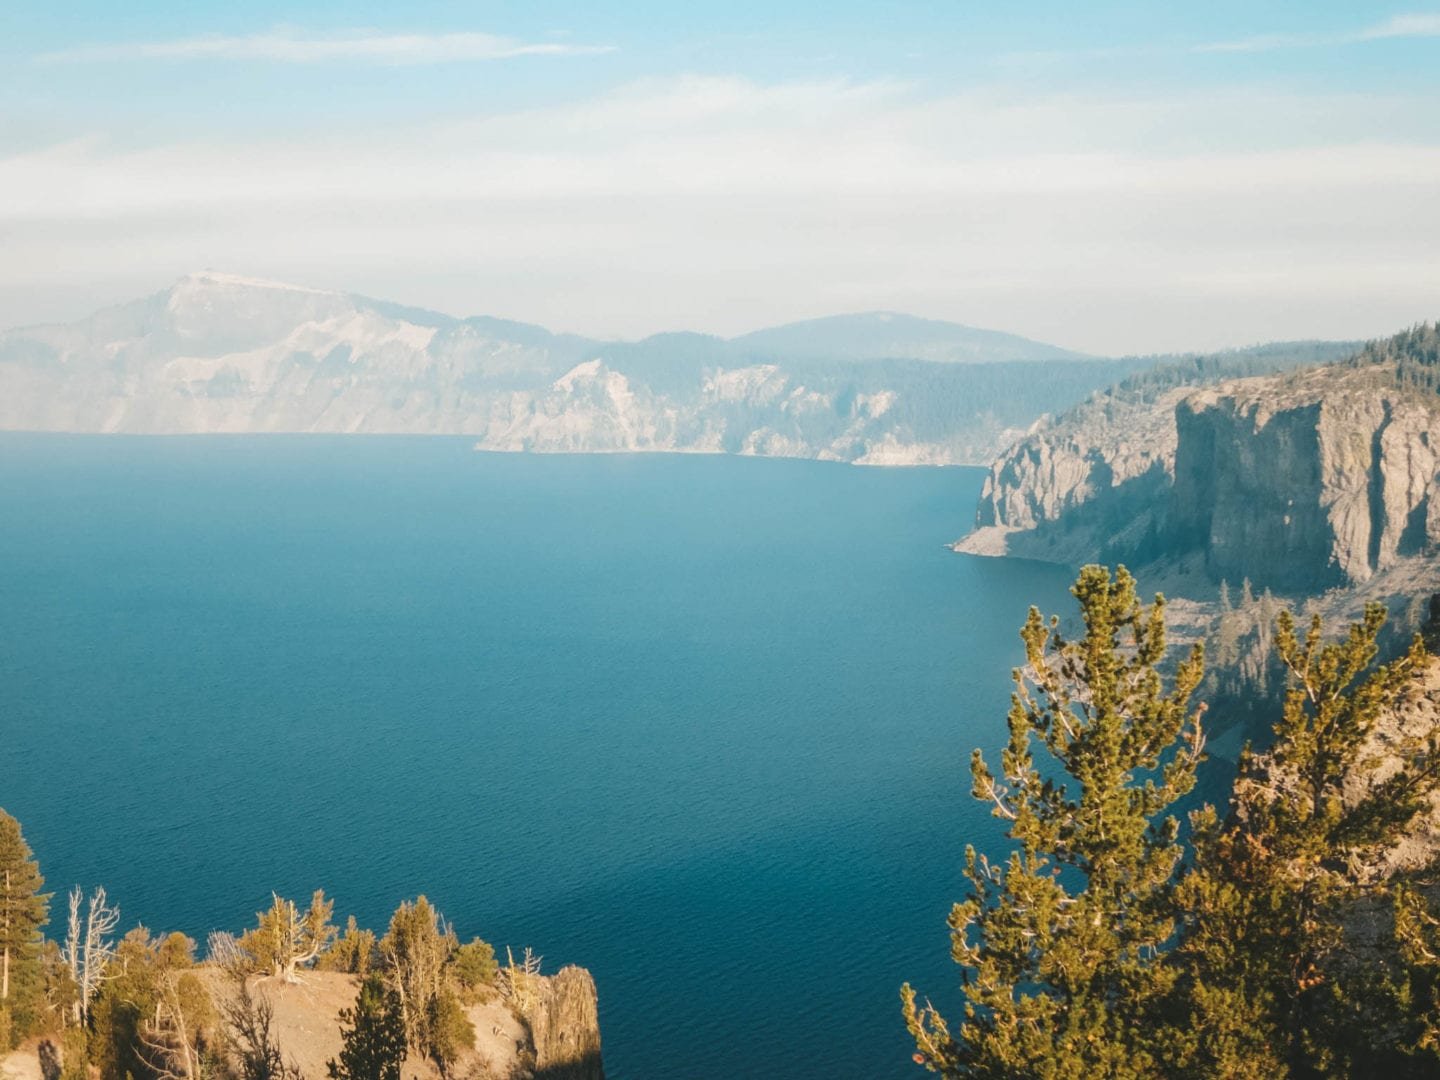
[1170,395,1336,592]
[1172,383,1440,592]
[960,365,1440,597]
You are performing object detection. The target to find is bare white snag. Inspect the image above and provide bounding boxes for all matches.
[63,885,120,1025]
[503,946,544,1018]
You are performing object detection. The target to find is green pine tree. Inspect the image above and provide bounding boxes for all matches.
[424,988,474,1077]
[448,938,498,1003]
[379,897,458,1053]
[902,565,1205,1078]
[1172,603,1440,1078]
[0,809,50,1047]
[328,975,407,1080]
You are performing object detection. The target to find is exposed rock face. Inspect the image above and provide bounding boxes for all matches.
[959,387,1184,563]
[0,272,1135,467]
[958,355,1440,598]
[520,966,605,1080]
[1172,373,1440,592]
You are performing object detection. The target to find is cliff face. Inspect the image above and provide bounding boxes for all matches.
[959,355,1440,598]
[1172,376,1440,592]
[519,966,605,1080]
[960,387,1184,564]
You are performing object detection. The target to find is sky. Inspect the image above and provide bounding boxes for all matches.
[1,2,1437,355]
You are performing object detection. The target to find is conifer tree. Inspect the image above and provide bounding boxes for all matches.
[240,890,336,982]
[448,939,498,1002]
[424,988,474,1077]
[0,809,50,1047]
[328,975,406,1080]
[902,565,1205,1078]
[90,929,203,1080]
[319,916,377,975]
[379,897,459,1053]
[1173,604,1440,1077]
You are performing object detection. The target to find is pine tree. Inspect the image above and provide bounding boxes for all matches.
[379,897,458,1053]
[902,565,1206,1078]
[424,988,474,1077]
[0,809,50,1046]
[328,975,406,1080]
[318,916,377,975]
[240,891,336,981]
[89,928,198,1080]
[448,939,498,1002]
[1173,603,1440,1077]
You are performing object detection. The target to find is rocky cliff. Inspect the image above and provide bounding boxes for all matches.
[957,332,1440,598]
[1171,370,1440,592]
[0,271,1140,466]
[960,385,1185,564]
[514,966,604,1080]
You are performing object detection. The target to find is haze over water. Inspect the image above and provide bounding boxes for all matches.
[0,435,1077,1078]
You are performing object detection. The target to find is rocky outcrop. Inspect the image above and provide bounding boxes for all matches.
[958,387,1184,563]
[518,966,604,1080]
[957,340,1440,598]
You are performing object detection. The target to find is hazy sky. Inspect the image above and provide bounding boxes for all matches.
[2,2,1438,354]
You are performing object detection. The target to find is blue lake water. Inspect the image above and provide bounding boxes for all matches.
[0,435,1078,1079]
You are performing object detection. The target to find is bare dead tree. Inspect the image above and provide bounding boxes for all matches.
[501,947,543,1018]
[62,886,120,1025]
[206,931,250,983]
[138,971,206,1080]
[221,979,304,1080]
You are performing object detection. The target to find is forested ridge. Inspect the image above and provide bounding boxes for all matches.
[1344,323,1440,395]
[1054,339,1360,426]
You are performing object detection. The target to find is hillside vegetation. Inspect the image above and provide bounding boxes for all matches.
[0,821,602,1080]
[906,567,1440,1078]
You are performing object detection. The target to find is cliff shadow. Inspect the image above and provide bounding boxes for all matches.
[533,1052,605,1080]
[1015,457,1175,566]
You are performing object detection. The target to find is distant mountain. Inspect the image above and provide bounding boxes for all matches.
[731,311,1091,365]
[0,271,1160,464]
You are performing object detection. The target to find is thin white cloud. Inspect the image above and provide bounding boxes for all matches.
[1198,10,1440,53]
[1,77,1437,353]
[36,28,615,66]
[1194,32,1331,54]
[1360,12,1440,38]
